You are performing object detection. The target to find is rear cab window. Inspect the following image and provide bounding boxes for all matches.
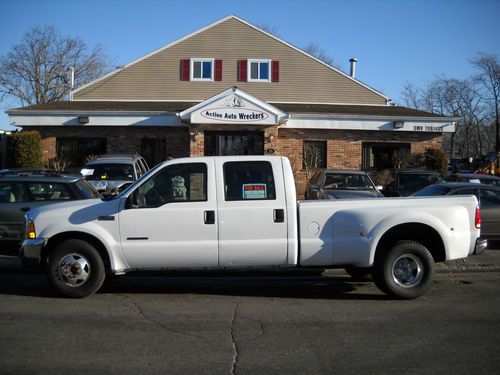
[223,161,276,201]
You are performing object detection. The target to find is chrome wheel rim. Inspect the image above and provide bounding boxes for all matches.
[56,253,91,287]
[392,254,423,288]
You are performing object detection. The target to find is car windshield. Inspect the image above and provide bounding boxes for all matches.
[84,163,134,181]
[413,185,451,196]
[74,179,101,199]
[323,174,374,190]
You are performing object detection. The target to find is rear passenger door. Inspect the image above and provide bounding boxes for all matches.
[216,158,288,267]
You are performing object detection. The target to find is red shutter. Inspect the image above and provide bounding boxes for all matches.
[238,59,247,82]
[180,59,190,81]
[214,59,222,81]
[271,60,280,82]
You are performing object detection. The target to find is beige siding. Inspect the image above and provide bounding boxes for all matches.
[75,17,386,105]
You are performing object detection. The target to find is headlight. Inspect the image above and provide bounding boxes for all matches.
[26,220,36,239]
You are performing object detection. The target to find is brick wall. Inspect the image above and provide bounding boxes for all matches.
[277,128,443,197]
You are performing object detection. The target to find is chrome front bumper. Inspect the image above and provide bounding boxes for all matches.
[19,238,46,264]
[474,237,487,255]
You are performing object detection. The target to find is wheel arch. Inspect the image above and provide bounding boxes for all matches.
[41,231,112,274]
[374,223,446,264]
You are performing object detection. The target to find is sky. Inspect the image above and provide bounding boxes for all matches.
[1,0,499,131]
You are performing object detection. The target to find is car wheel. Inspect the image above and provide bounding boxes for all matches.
[373,240,434,299]
[46,239,105,298]
[344,266,372,281]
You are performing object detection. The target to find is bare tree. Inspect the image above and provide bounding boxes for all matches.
[471,53,500,158]
[401,76,491,160]
[0,26,112,106]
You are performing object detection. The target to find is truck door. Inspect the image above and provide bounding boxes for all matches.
[119,160,218,268]
[216,158,288,267]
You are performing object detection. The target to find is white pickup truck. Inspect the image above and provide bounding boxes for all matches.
[21,156,486,299]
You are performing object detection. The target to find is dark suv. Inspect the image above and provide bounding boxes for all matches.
[376,169,447,197]
[0,170,99,255]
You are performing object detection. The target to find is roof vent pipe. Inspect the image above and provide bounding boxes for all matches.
[349,58,358,78]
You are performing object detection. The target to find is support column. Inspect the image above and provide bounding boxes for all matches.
[189,127,204,157]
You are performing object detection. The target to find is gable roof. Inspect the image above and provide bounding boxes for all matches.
[71,15,389,104]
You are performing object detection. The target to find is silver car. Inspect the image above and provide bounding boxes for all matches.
[305,169,384,200]
[81,154,149,194]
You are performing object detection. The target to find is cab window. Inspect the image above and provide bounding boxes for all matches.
[135,163,207,208]
[223,161,276,201]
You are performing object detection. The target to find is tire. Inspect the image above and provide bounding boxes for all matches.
[373,240,435,299]
[46,239,106,298]
[344,266,372,281]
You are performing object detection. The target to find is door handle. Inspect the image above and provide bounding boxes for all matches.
[274,209,285,223]
[20,207,31,212]
[204,210,215,225]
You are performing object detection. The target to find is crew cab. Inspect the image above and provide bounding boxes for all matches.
[20,156,486,299]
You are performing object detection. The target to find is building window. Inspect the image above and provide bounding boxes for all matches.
[191,58,214,81]
[141,138,166,167]
[248,59,271,82]
[303,141,327,170]
[204,131,264,156]
[362,142,411,171]
[57,138,107,167]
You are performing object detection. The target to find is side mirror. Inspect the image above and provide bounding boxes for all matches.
[125,191,139,209]
[376,185,384,191]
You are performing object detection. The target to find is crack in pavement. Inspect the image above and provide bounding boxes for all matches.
[230,302,239,375]
[111,294,200,339]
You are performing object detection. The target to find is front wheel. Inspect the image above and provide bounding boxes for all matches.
[373,240,434,299]
[46,239,106,298]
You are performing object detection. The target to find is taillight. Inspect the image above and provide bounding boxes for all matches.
[475,205,481,229]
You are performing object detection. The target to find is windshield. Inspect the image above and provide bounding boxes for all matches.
[84,163,134,181]
[323,173,375,190]
[412,184,451,196]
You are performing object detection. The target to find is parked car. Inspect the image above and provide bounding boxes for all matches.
[81,154,149,194]
[0,170,99,255]
[413,182,500,244]
[447,173,500,186]
[377,169,446,197]
[305,170,383,199]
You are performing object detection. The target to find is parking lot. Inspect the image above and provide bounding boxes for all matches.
[1,258,499,374]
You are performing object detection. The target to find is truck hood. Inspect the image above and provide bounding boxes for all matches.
[26,198,121,225]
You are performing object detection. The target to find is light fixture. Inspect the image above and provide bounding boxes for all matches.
[265,134,274,143]
[190,128,200,141]
[394,121,404,129]
[78,116,89,124]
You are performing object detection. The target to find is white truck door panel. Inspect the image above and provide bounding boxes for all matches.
[119,161,218,268]
[216,158,288,267]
